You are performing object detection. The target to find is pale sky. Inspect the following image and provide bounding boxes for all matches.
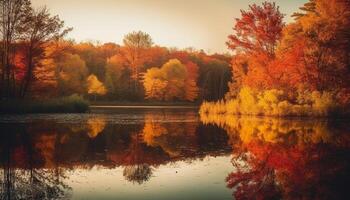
[32,0,308,54]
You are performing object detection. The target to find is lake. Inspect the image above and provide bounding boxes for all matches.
[0,107,349,200]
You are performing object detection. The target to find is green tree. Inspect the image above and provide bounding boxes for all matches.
[56,53,88,95]
[74,42,106,81]
[198,58,232,101]
[104,55,129,99]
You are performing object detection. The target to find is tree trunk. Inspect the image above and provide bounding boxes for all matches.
[20,45,34,98]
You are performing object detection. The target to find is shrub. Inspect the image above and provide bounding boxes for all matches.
[199,87,348,117]
[239,87,259,115]
[0,94,90,114]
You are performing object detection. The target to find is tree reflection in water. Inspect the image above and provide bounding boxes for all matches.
[142,113,199,158]
[201,114,350,200]
[123,164,153,184]
[0,125,71,200]
[1,111,348,199]
[0,111,232,198]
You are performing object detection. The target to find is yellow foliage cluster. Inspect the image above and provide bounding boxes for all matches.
[200,86,343,117]
[143,59,199,101]
[87,74,107,95]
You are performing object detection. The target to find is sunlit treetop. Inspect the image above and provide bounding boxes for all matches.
[226,1,284,57]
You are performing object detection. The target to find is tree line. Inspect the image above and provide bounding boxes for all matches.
[0,0,232,102]
[202,0,350,116]
[0,0,71,99]
[2,0,348,107]
[226,0,349,96]
[42,37,231,102]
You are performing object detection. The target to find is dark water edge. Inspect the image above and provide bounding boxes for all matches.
[0,108,349,200]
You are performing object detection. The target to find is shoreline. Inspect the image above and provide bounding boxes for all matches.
[90,105,198,109]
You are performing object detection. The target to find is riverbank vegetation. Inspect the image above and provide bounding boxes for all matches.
[0,0,349,115]
[200,87,349,117]
[200,0,350,117]
[0,94,89,114]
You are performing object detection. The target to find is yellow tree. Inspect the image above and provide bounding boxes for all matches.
[122,31,153,95]
[161,59,187,101]
[143,68,167,100]
[143,59,198,101]
[87,74,107,100]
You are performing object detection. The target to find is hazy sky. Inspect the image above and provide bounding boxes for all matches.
[32,0,307,53]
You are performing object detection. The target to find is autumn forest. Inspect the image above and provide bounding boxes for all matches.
[0,0,350,199]
[0,2,232,104]
[0,0,348,116]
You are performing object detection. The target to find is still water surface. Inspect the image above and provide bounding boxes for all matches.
[0,107,349,200]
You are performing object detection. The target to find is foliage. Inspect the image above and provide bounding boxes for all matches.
[123,31,153,95]
[197,57,232,101]
[222,0,350,116]
[1,12,232,103]
[2,0,348,107]
[200,87,348,117]
[104,54,130,98]
[278,0,350,91]
[56,53,88,95]
[0,94,89,114]
[86,74,107,96]
[0,0,71,98]
[123,31,153,49]
[226,1,284,56]
[74,42,107,81]
[143,59,199,101]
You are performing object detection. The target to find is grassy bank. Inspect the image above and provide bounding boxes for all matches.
[0,95,90,114]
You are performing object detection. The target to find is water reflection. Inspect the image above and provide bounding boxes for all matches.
[0,124,72,200]
[86,118,106,138]
[0,109,349,199]
[123,164,153,184]
[0,109,231,199]
[201,114,350,199]
[142,113,199,157]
